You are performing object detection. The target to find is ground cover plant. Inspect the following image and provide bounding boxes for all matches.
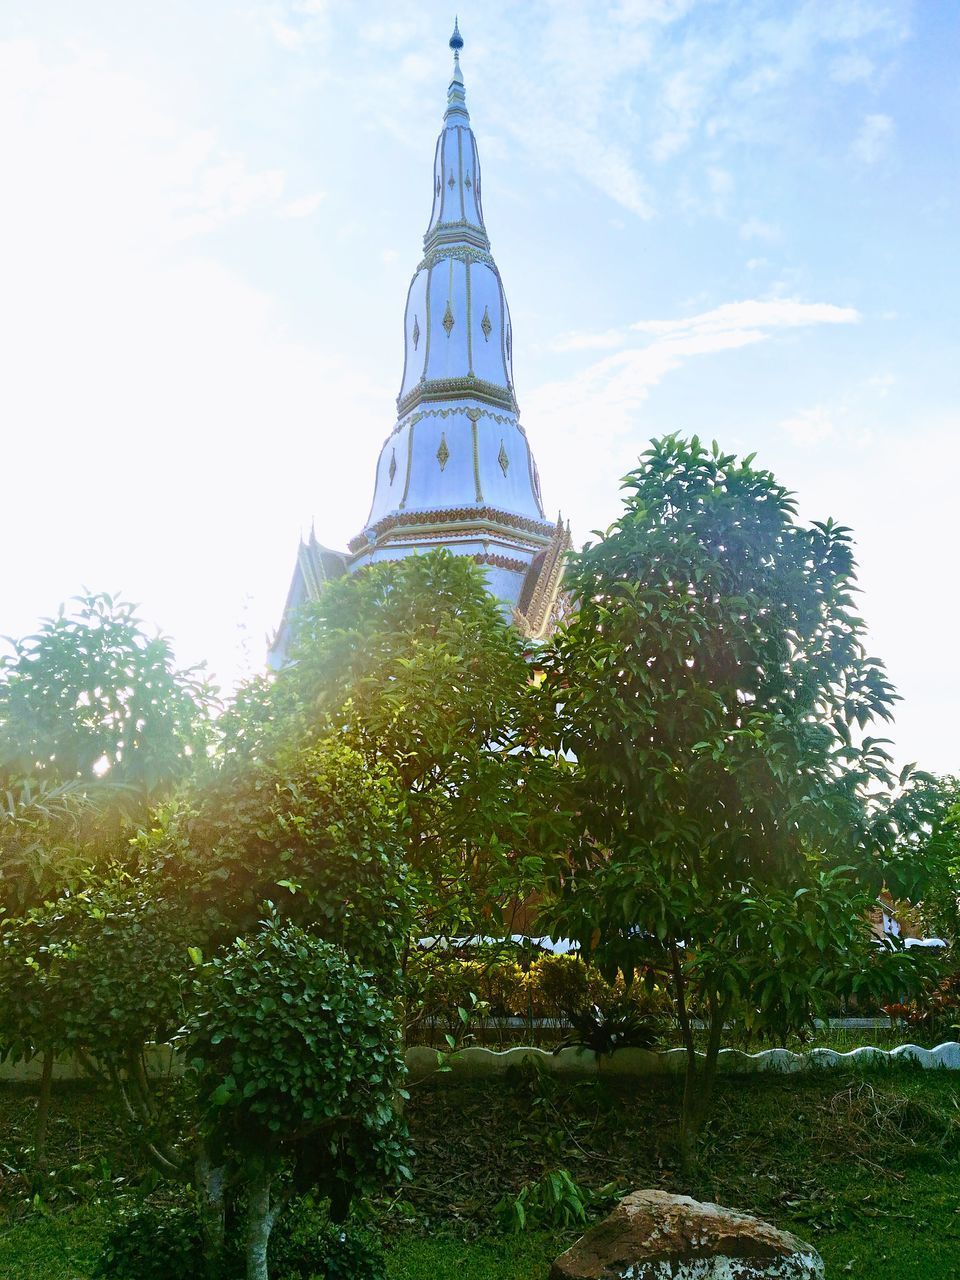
[2,1068,959,1279]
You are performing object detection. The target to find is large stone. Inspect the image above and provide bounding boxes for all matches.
[550,1190,823,1280]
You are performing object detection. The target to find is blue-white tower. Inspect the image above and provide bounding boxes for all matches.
[271,23,569,665]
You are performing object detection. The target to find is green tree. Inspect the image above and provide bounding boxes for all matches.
[0,592,215,795]
[143,738,412,968]
[884,774,960,942]
[0,868,187,1176]
[0,592,216,1168]
[538,436,935,1163]
[184,920,409,1280]
[224,551,571,942]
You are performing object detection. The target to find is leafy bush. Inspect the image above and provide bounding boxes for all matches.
[496,1168,590,1232]
[405,952,525,1031]
[0,871,185,1066]
[93,1201,204,1280]
[270,1200,386,1280]
[404,949,670,1040]
[184,918,410,1221]
[525,954,612,1020]
[885,969,960,1041]
[145,739,411,971]
[559,998,662,1054]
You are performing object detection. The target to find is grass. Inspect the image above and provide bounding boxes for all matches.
[2,1069,959,1278]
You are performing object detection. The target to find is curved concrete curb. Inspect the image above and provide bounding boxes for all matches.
[404,1040,960,1080]
[4,1041,958,1084]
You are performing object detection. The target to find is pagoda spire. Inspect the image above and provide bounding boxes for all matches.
[352,18,552,579]
[271,22,568,667]
[445,18,468,124]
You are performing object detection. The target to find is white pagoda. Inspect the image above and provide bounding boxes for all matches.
[271,23,569,666]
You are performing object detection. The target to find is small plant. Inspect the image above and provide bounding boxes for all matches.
[496,1168,590,1232]
[559,999,661,1055]
[93,1201,204,1280]
[883,970,960,1042]
[270,1200,386,1280]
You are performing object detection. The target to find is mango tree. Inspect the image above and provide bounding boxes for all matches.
[538,436,937,1164]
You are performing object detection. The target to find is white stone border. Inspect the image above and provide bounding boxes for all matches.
[2,1041,958,1083]
[405,1041,960,1079]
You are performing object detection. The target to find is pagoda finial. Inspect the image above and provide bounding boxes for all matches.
[444,17,469,121]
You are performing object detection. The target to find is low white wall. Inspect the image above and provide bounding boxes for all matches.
[4,1041,956,1083]
[404,1041,960,1080]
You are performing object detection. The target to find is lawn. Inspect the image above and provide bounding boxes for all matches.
[1,1067,958,1278]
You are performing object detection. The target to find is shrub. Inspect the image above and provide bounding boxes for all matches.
[525,954,613,1020]
[885,970,960,1041]
[93,1202,204,1280]
[270,1201,386,1280]
[496,1168,590,1233]
[405,951,525,1030]
[183,916,410,1272]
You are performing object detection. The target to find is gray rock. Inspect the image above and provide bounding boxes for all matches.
[550,1189,824,1280]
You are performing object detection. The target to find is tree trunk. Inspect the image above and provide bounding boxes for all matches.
[195,1144,226,1280]
[33,1048,55,1175]
[245,1166,276,1280]
[669,944,699,1173]
[677,988,726,1171]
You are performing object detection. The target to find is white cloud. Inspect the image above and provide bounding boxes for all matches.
[630,299,859,337]
[280,190,326,218]
[550,327,628,352]
[780,404,835,445]
[830,51,875,83]
[529,297,861,542]
[853,112,894,163]
[740,217,781,242]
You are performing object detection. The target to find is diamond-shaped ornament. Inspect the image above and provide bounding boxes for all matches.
[436,433,450,470]
[480,306,492,341]
[388,449,397,484]
[442,301,455,336]
[412,316,420,349]
[498,440,509,475]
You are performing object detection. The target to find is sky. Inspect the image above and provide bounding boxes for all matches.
[1,0,957,773]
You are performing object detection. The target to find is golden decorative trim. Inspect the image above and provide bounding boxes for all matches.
[513,519,572,641]
[457,126,465,220]
[474,552,528,573]
[397,375,516,417]
[348,505,557,554]
[366,527,542,552]
[415,245,497,274]
[423,219,490,255]
[421,265,432,380]
[466,259,473,372]
[391,404,514,436]
[471,418,483,502]
[399,419,416,509]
